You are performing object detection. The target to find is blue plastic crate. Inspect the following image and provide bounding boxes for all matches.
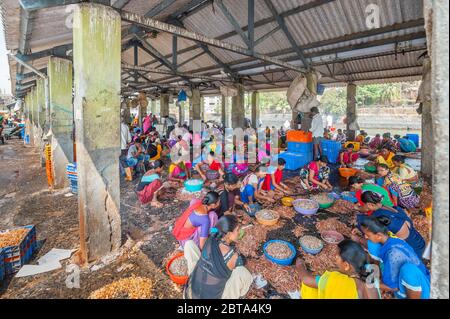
[321,140,342,164]
[287,142,313,154]
[0,225,37,275]
[0,249,5,282]
[278,151,312,171]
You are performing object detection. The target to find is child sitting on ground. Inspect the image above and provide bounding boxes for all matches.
[262,158,291,196]
[339,143,359,168]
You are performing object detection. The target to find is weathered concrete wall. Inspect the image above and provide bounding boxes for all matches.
[49,57,74,189]
[192,89,201,121]
[420,58,433,180]
[346,83,357,141]
[232,83,245,129]
[73,3,121,263]
[425,0,449,299]
[221,95,227,128]
[251,91,260,129]
[160,94,170,118]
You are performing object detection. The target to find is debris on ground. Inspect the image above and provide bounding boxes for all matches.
[88,276,153,299]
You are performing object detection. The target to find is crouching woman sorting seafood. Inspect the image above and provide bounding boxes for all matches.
[297,240,381,299]
[172,192,220,250]
[183,215,254,299]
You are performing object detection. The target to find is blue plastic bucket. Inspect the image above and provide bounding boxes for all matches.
[263,240,296,266]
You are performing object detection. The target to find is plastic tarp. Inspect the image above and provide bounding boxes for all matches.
[287,74,321,113]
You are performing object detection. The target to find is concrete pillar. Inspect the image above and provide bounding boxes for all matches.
[231,83,245,129]
[160,94,170,118]
[25,93,34,146]
[178,101,184,125]
[191,88,202,127]
[221,95,227,128]
[425,0,449,299]
[73,3,121,263]
[151,99,157,115]
[48,57,74,189]
[251,91,259,129]
[200,96,205,121]
[32,87,39,148]
[346,83,357,141]
[420,58,433,181]
[37,78,46,135]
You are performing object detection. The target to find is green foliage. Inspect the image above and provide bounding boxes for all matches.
[320,83,408,116]
[258,91,290,113]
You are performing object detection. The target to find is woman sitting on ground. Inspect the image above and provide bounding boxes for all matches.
[376,164,420,209]
[136,160,166,208]
[217,173,243,218]
[369,134,382,150]
[297,239,380,299]
[126,137,145,174]
[299,156,332,191]
[392,155,421,189]
[339,143,359,168]
[359,216,430,299]
[354,191,425,258]
[184,215,253,299]
[172,191,220,250]
[375,148,396,170]
[348,176,395,211]
[168,161,190,185]
[195,151,225,182]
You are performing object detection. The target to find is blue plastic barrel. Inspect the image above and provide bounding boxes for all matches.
[321,140,342,164]
[406,134,419,147]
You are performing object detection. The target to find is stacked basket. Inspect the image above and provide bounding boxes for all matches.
[0,225,37,276]
[44,144,53,187]
[0,249,5,282]
[67,163,78,194]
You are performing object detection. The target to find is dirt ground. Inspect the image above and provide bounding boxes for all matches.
[0,139,431,299]
[0,140,181,299]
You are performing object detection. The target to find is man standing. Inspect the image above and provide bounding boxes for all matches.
[163,115,176,139]
[309,107,324,160]
[120,118,131,156]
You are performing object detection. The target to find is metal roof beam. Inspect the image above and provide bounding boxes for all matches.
[16,68,47,81]
[112,0,130,9]
[15,44,73,62]
[263,0,310,70]
[168,0,211,20]
[169,18,237,80]
[145,0,177,18]
[19,0,110,11]
[216,0,251,48]
[134,34,192,84]
[121,10,308,73]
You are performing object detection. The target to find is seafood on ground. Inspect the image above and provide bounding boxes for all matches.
[88,276,153,299]
[246,258,300,294]
[0,228,28,248]
[300,244,340,276]
[311,193,334,205]
[315,217,352,238]
[169,256,188,277]
[256,210,279,221]
[294,199,318,210]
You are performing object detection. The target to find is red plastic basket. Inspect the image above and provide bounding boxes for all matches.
[166,252,189,285]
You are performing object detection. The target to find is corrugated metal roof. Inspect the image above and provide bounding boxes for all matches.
[1,0,426,97]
